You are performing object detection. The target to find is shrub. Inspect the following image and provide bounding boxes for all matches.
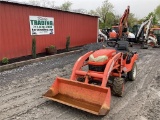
[49,45,56,49]
[32,36,36,59]
[66,36,70,51]
[2,57,9,64]
[45,45,57,55]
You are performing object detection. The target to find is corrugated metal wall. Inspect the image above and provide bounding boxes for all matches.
[0,2,98,60]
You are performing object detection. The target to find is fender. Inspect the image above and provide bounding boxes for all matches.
[123,53,138,72]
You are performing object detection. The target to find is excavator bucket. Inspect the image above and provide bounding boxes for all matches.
[43,77,111,115]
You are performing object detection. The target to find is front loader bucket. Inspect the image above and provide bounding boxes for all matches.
[43,77,111,115]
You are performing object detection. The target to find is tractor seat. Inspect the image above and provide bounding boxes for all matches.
[116,41,130,53]
[115,41,137,63]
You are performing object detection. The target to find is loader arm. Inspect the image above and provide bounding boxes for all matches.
[136,20,149,39]
[136,16,153,40]
[70,51,93,80]
[144,16,153,39]
[71,51,123,87]
[101,52,123,87]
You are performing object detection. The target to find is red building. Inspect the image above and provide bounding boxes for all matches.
[0,1,98,60]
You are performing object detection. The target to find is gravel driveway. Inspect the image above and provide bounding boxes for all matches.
[0,42,160,120]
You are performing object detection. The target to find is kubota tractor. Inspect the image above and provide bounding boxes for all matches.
[43,41,138,115]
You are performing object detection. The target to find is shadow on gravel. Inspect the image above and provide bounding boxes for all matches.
[156,76,160,80]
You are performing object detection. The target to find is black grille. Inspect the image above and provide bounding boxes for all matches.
[88,64,106,72]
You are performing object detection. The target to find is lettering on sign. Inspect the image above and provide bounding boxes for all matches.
[29,16,54,35]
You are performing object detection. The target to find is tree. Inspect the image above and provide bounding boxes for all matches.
[60,1,72,11]
[113,14,121,25]
[29,0,39,6]
[88,10,98,16]
[95,0,114,28]
[73,9,88,14]
[41,0,54,8]
[104,12,115,27]
[28,0,55,8]
[145,12,158,25]
[127,13,138,27]
[155,5,160,20]
[137,18,145,24]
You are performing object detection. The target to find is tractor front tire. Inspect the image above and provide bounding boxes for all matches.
[128,62,137,81]
[112,77,124,97]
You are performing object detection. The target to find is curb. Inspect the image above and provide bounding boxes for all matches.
[0,49,83,72]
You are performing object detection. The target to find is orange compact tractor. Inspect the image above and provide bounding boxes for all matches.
[43,41,138,115]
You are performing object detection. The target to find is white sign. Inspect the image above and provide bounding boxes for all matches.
[29,16,54,35]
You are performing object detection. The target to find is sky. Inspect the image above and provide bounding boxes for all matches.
[12,0,160,19]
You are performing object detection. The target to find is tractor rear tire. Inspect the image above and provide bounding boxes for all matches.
[112,77,124,97]
[128,62,137,81]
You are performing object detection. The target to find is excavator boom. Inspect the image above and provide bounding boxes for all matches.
[144,16,153,39]
[109,6,130,40]
[118,6,130,38]
[135,16,153,40]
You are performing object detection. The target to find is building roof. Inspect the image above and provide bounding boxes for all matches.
[0,0,99,18]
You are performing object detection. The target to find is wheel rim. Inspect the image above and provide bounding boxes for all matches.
[133,65,137,78]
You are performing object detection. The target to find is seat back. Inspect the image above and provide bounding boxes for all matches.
[116,41,130,52]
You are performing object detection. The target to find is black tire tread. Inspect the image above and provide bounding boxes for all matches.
[112,77,124,97]
[128,63,137,81]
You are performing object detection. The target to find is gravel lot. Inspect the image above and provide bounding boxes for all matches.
[0,42,160,120]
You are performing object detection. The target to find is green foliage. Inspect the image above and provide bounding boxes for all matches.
[32,36,36,59]
[140,5,160,25]
[145,12,158,25]
[99,12,116,29]
[49,45,56,49]
[29,0,55,8]
[155,5,160,20]
[60,1,72,11]
[2,57,9,64]
[66,36,70,51]
[137,18,145,24]
[99,22,106,29]
[45,45,57,55]
[106,12,116,27]
[153,15,158,25]
[96,0,114,28]
[128,13,138,27]
[74,9,87,14]
[88,10,98,16]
